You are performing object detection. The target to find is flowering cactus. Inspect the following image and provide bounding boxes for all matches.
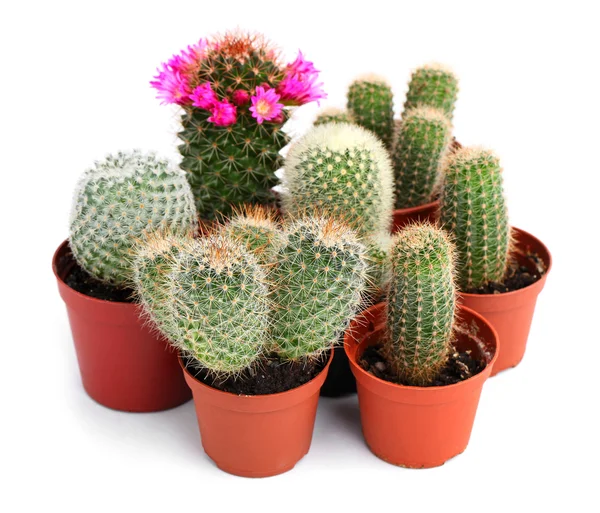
[151,31,326,220]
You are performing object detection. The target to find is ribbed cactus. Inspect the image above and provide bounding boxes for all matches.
[439,147,510,290]
[314,107,353,126]
[393,106,452,208]
[134,234,271,374]
[270,216,368,360]
[218,204,284,265]
[347,75,394,148]
[68,150,197,287]
[151,31,326,220]
[386,224,457,386]
[403,63,459,120]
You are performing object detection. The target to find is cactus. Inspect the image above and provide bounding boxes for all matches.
[403,63,459,120]
[218,204,284,265]
[386,224,457,386]
[392,106,452,209]
[68,150,197,287]
[151,31,326,220]
[347,75,394,148]
[439,147,510,290]
[270,216,368,360]
[134,234,271,374]
[314,107,353,126]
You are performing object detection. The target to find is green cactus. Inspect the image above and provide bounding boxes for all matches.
[439,147,510,290]
[347,75,394,148]
[134,234,271,374]
[386,224,457,386]
[314,107,353,126]
[403,63,459,120]
[218,204,284,265]
[270,216,368,360]
[393,106,452,209]
[68,150,197,287]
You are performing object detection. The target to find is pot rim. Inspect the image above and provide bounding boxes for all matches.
[459,226,552,300]
[393,199,440,216]
[345,303,498,394]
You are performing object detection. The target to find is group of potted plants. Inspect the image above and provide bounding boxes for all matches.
[53,30,551,477]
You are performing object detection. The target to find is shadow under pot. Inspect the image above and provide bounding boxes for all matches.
[52,240,191,412]
[345,302,498,469]
[180,350,333,478]
[459,227,552,376]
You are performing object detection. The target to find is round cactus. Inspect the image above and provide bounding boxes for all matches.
[68,150,197,287]
[314,107,353,126]
[270,216,368,360]
[393,106,452,209]
[439,146,510,290]
[347,75,394,148]
[386,224,457,386]
[135,234,271,374]
[403,63,459,120]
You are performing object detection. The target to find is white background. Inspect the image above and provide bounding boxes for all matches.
[2,1,598,511]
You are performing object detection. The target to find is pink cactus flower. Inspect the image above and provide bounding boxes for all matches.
[208,100,237,126]
[232,89,251,106]
[278,51,327,106]
[190,83,218,109]
[150,65,193,106]
[249,86,284,124]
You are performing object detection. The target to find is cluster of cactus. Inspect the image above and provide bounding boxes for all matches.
[68,150,197,287]
[439,146,511,290]
[133,210,368,374]
[386,224,457,386]
[151,30,326,220]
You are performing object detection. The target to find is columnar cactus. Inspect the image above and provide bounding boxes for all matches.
[68,150,197,287]
[134,234,271,374]
[439,147,510,290]
[347,75,394,148]
[392,106,452,208]
[270,216,368,360]
[386,224,457,386]
[403,63,459,120]
[314,107,353,126]
[151,31,326,220]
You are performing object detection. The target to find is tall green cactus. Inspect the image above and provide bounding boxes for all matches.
[270,216,368,360]
[68,150,197,287]
[134,234,271,374]
[403,63,459,120]
[393,106,452,209]
[439,147,510,290]
[386,224,457,386]
[347,75,394,148]
[314,107,353,126]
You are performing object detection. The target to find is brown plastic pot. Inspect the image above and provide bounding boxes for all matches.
[53,240,191,412]
[459,227,551,376]
[345,303,498,468]
[392,199,440,232]
[181,350,333,478]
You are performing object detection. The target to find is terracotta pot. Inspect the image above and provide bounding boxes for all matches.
[53,240,191,412]
[345,303,498,468]
[459,227,552,376]
[181,350,333,477]
[392,199,439,232]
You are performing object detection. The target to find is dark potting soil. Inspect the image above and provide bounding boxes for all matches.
[60,249,135,303]
[465,253,546,295]
[184,352,328,395]
[359,344,484,387]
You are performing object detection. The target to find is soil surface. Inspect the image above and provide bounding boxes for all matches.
[60,249,135,302]
[359,344,484,387]
[184,352,328,395]
[465,253,546,295]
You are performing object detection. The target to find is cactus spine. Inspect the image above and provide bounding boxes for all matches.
[392,106,452,208]
[270,216,368,360]
[403,63,459,120]
[347,75,394,148]
[386,224,457,386]
[314,107,353,126]
[439,147,510,290]
[68,150,197,287]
